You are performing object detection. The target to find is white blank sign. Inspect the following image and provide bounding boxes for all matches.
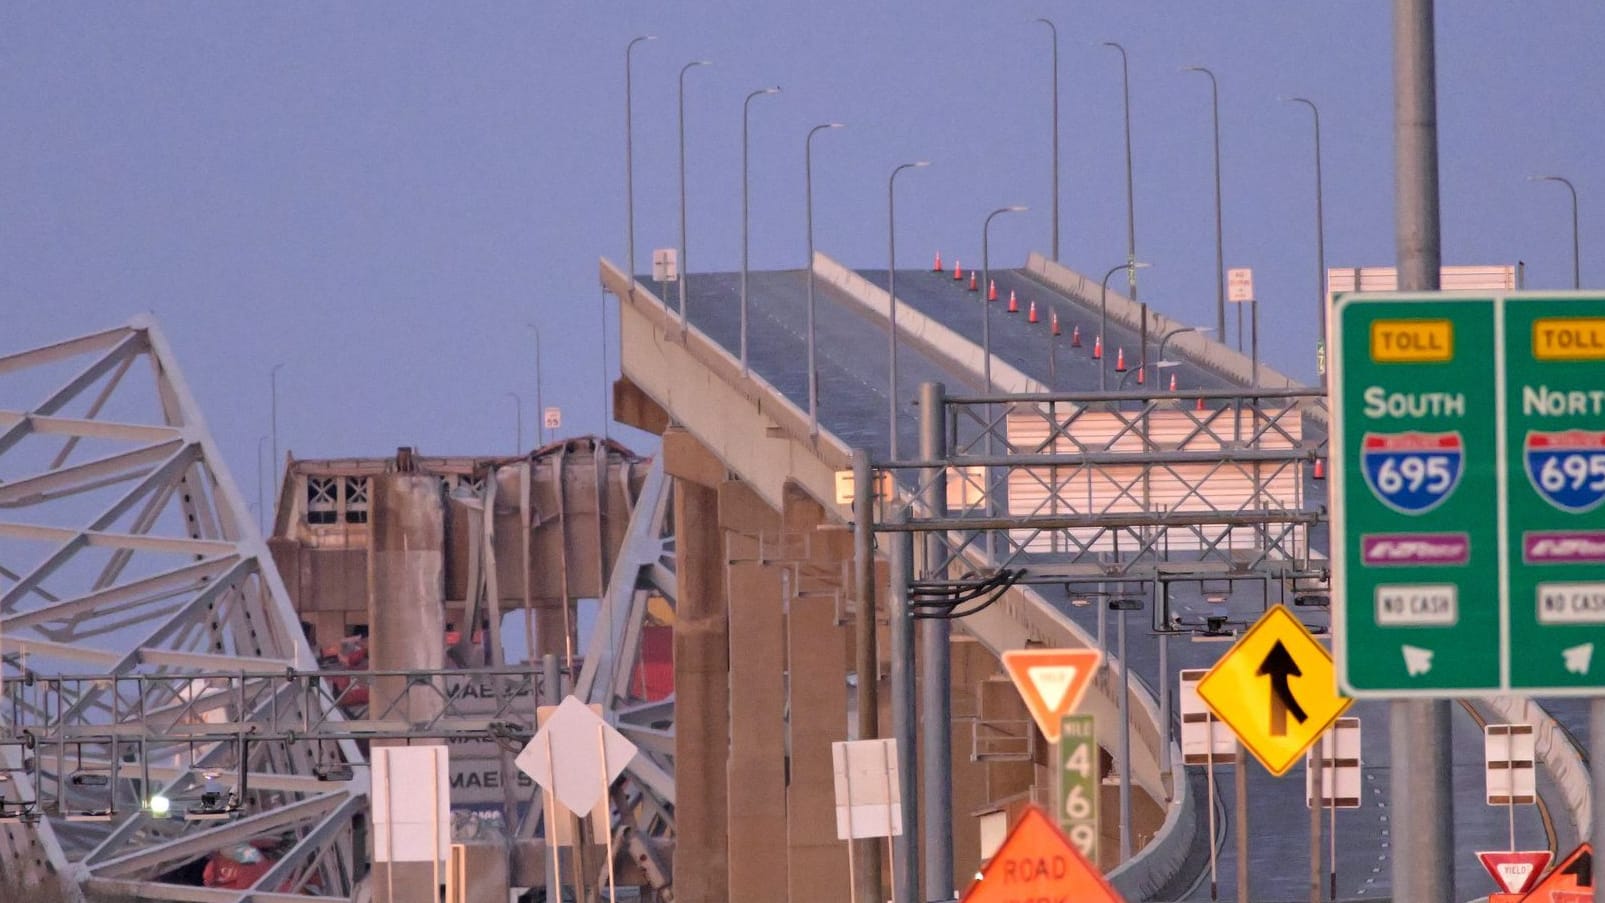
[832,738,901,840]
[371,745,451,864]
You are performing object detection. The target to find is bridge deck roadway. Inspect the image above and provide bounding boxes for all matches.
[628,257,1564,901]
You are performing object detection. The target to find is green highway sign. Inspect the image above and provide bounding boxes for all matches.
[1057,714,1098,863]
[1331,292,1605,697]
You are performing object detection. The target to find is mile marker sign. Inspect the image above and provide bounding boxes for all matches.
[1331,292,1605,696]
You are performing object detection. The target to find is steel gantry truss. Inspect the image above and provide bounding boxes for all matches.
[888,385,1330,588]
[0,319,683,901]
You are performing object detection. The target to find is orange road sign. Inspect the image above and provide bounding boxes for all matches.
[960,805,1125,903]
[1001,648,1103,739]
[1195,605,1352,776]
[1521,842,1593,902]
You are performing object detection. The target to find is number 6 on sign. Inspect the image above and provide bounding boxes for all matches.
[1058,714,1099,863]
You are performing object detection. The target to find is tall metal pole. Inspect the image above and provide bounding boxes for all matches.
[919,382,952,900]
[1185,66,1226,343]
[1392,2,1455,900]
[887,509,919,903]
[1035,18,1060,262]
[677,60,712,333]
[1115,602,1132,862]
[1532,175,1581,289]
[888,161,930,460]
[1104,42,1139,300]
[624,35,655,293]
[851,449,882,900]
[741,86,781,375]
[805,122,844,439]
[1235,743,1249,903]
[1099,262,1148,391]
[270,363,284,488]
[980,205,1028,395]
[526,323,545,445]
[256,435,269,534]
[1288,96,1327,372]
[506,392,522,453]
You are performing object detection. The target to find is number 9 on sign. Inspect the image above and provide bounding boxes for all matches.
[1067,823,1097,859]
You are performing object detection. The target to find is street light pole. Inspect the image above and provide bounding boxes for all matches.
[887,160,930,460]
[1099,262,1150,391]
[256,435,269,535]
[507,391,523,454]
[1184,66,1226,345]
[624,35,656,293]
[1104,41,1139,300]
[741,86,782,375]
[1531,175,1581,289]
[1287,96,1327,371]
[270,363,285,490]
[981,206,1029,394]
[805,122,845,438]
[1035,18,1060,262]
[677,60,712,333]
[525,323,545,445]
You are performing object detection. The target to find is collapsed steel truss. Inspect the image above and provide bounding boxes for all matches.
[0,319,680,901]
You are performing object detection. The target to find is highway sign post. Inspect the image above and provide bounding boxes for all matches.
[1331,292,1605,696]
[1195,605,1352,776]
[959,806,1124,903]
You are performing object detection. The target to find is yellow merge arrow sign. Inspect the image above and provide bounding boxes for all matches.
[1195,605,1352,776]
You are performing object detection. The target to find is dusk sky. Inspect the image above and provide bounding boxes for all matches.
[5,3,1599,511]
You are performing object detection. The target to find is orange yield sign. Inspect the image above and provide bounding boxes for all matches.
[960,805,1124,903]
[1002,648,1103,739]
[1521,842,1593,902]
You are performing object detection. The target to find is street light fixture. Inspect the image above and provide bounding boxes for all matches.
[1034,18,1060,261]
[1183,66,1226,346]
[887,160,931,459]
[741,86,782,375]
[1104,41,1139,300]
[1529,175,1581,289]
[1099,262,1151,391]
[677,60,713,333]
[804,122,845,438]
[1284,96,1327,372]
[624,35,656,294]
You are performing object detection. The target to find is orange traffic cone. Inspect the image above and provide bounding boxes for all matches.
[1196,395,1207,411]
[1092,336,1102,359]
[933,251,943,272]
[988,280,998,302]
[1071,325,1082,347]
[1028,301,1039,323]
[1050,311,1061,335]
[1007,291,1019,313]
[954,261,963,281]
[1313,458,1327,479]
[1168,372,1178,392]
[969,272,979,291]
[1135,365,1145,385]
[1115,348,1127,372]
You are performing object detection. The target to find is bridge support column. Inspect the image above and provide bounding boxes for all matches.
[665,431,730,903]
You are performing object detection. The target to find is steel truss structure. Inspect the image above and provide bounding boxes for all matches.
[0,319,680,901]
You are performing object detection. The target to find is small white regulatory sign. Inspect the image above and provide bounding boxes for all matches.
[1536,581,1605,624]
[1375,583,1458,626]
